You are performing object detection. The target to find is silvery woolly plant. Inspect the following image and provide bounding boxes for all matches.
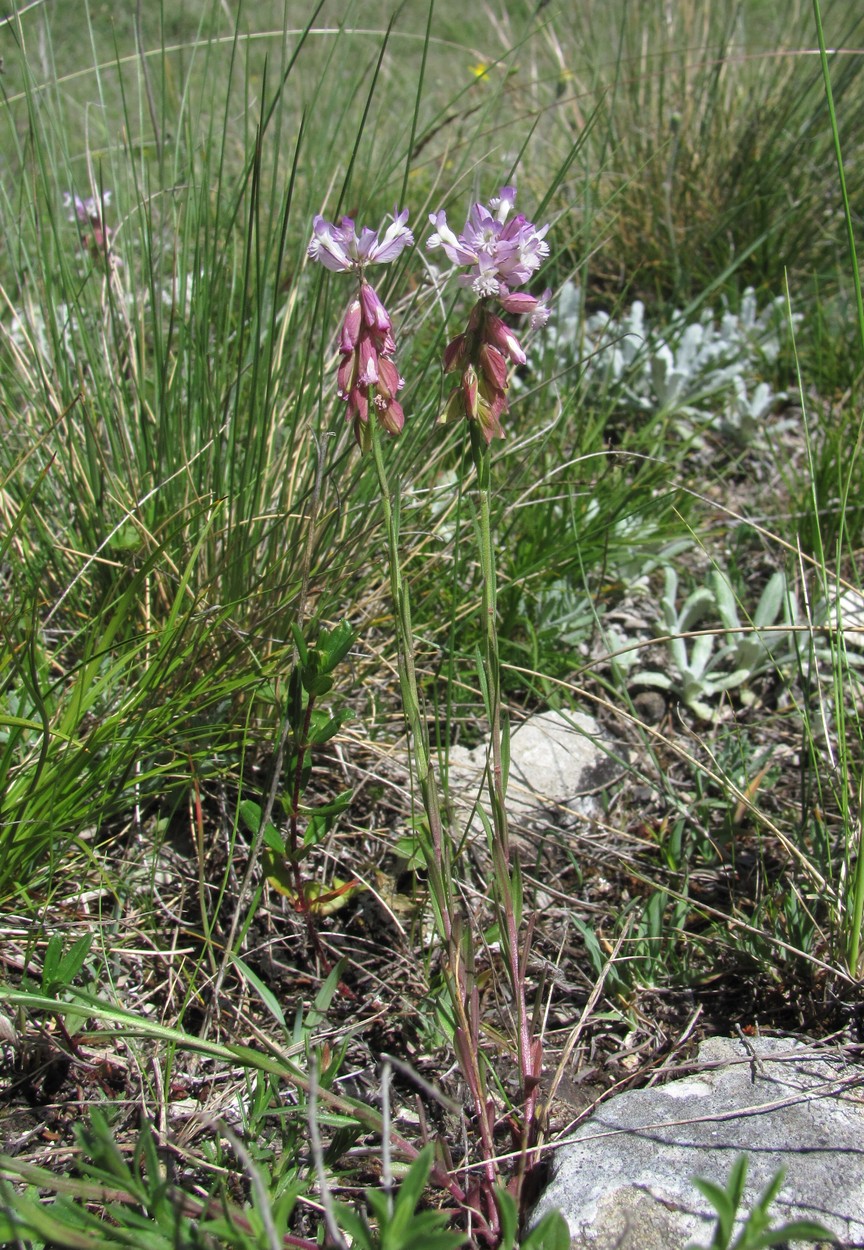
[308,187,559,1242]
[631,567,801,720]
[542,282,798,446]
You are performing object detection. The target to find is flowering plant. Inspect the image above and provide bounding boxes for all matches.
[307,208,413,449]
[63,189,120,267]
[303,186,554,1236]
[427,184,549,301]
[427,186,550,441]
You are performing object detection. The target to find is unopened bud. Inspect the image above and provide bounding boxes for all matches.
[360,281,391,332]
[340,299,362,353]
[485,314,526,365]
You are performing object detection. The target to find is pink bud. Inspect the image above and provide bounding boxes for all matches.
[360,281,391,332]
[358,336,379,386]
[337,353,357,399]
[377,357,403,399]
[340,299,362,353]
[485,314,526,365]
[443,334,467,374]
[376,397,405,436]
[497,291,538,315]
[476,382,507,442]
[462,365,479,419]
[478,343,508,389]
[346,386,368,423]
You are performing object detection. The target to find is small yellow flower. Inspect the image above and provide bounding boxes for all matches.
[469,60,490,80]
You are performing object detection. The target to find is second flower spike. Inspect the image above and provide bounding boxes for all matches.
[428,186,551,442]
[308,207,413,448]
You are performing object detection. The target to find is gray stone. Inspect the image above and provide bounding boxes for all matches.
[446,709,622,828]
[532,1037,864,1247]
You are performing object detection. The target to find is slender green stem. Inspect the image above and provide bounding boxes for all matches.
[469,425,539,1145]
[369,417,452,939]
[369,415,500,1206]
[470,427,506,851]
[813,0,864,977]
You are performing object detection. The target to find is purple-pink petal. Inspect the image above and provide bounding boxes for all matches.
[308,216,352,271]
[308,207,413,274]
[427,185,549,292]
[370,208,413,263]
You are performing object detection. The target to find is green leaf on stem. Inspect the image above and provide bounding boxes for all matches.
[290,622,310,666]
[238,799,281,848]
[306,707,350,745]
[298,788,353,817]
[318,619,356,671]
[302,670,334,697]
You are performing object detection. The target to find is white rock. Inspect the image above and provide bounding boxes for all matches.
[532,1036,864,1247]
[445,709,622,829]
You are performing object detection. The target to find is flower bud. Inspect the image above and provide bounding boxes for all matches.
[358,336,379,387]
[462,365,479,420]
[443,334,467,374]
[360,281,391,332]
[438,387,466,426]
[340,299,362,353]
[497,291,539,315]
[375,397,405,436]
[337,353,357,400]
[485,314,526,365]
[478,343,508,389]
[377,357,403,399]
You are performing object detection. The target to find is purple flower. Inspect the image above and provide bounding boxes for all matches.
[64,189,112,226]
[427,185,549,298]
[63,189,120,268]
[309,209,413,449]
[308,207,413,273]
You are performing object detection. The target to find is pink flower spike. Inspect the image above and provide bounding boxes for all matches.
[427,185,549,293]
[64,189,112,225]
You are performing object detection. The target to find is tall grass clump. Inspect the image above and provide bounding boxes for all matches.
[539,0,864,304]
